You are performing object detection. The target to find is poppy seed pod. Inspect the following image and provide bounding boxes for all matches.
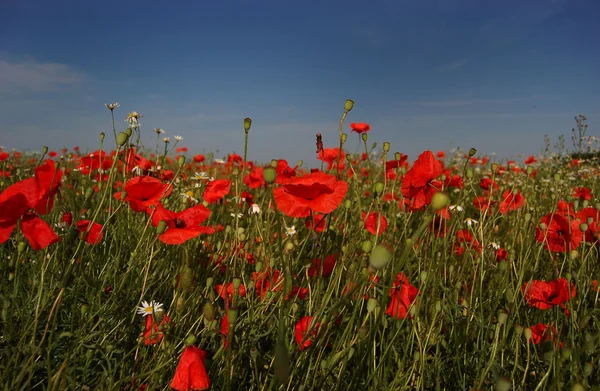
[369,243,392,270]
[184,334,197,346]
[344,99,354,111]
[491,163,499,173]
[374,181,384,195]
[394,152,401,161]
[361,133,368,142]
[42,146,48,154]
[431,192,450,211]
[263,167,277,184]
[341,133,347,143]
[117,132,129,147]
[244,117,252,132]
[468,148,477,157]
[156,220,167,235]
[202,303,216,321]
[177,155,185,168]
[523,327,533,341]
[526,166,534,175]
[497,311,508,325]
[383,142,390,153]
[366,298,378,313]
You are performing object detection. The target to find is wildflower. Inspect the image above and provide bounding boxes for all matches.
[386,273,419,319]
[249,204,261,214]
[151,203,215,245]
[499,189,526,215]
[163,137,170,143]
[125,111,142,127]
[174,135,183,142]
[114,176,172,213]
[464,218,479,227]
[137,300,164,317]
[285,225,297,237]
[489,242,501,250]
[522,278,575,312]
[362,212,388,236]
[535,213,583,253]
[181,191,199,204]
[307,254,337,277]
[170,346,210,391]
[230,212,243,218]
[214,159,225,164]
[203,179,231,204]
[144,314,170,345]
[448,205,464,212]
[350,122,371,134]
[273,171,348,218]
[295,316,320,351]
[401,150,443,211]
[193,172,210,180]
[153,128,165,134]
[105,102,120,111]
[76,220,104,245]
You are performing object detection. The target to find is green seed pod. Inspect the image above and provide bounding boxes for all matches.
[369,244,392,270]
[466,168,473,179]
[526,166,534,175]
[413,351,420,361]
[177,155,185,168]
[420,271,428,283]
[42,146,48,154]
[243,117,252,132]
[524,212,531,222]
[232,167,239,176]
[435,300,441,313]
[374,181,384,195]
[468,148,477,157]
[431,192,450,210]
[117,132,129,147]
[361,133,368,142]
[366,298,378,313]
[86,349,93,360]
[553,173,561,181]
[498,261,508,272]
[395,152,402,161]
[232,278,242,290]
[572,383,585,391]
[263,167,277,184]
[495,377,511,391]
[491,163,499,173]
[539,222,547,231]
[84,187,94,199]
[523,327,533,341]
[383,142,390,152]
[284,241,294,252]
[561,346,572,360]
[179,265,194,291]
[580,223,588,232]
[99,132,105,141]
[358,325,368,340]
[205,277,214,289]
[582,200,589,208]
[514,325,523,337]
[344,99,354,112]
[80,303,89,316]
[361,240,373,253]
[228,308,239,325]
[341,133,348,143]
[344,199,352,209]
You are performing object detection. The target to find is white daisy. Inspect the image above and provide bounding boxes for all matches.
[193,172,210,180]
[214,159,225,164]
[249,204,261,214]
[285,225,297,237]
[231,212,243,218]
[465,218,479,227]
[449,205,464,212]
[137,300,164,317]
[105,102,120,111]
[174,135,183,142]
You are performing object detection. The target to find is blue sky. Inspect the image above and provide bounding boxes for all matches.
[0,0,598,167]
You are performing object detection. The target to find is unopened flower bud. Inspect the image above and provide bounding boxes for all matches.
[497,311,508,325]
[17,241,26,255]
[514,325,523,337]
[117,132,129,147]
[374,181,384,195]
[553,173,561,181]
[431,192,450,210]
[156,220,167,235]
[341,133,347,143]
[524,327,533,341]
[383,142,390,152]
[468,148,477,157]
[361,133,368,142]
[344,199,352,209]
[491,163,499,173]
[185,334,197,346]
[366,298,378,313]
[361,240,372,253]
[369,243,392,270]
[526,166,534,175]
[263,167,277,184]
[177,155,185,168]
[466,168,473,179]
[524,212,531,222]
[228,308,239,325]
[85,187,94,199]
[539,222,547,231]
[42,146,48,154]
[580,223,588,233]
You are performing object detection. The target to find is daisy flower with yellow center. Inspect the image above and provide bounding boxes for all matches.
[137,300,164,317]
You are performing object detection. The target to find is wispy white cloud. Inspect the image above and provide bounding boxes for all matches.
[439,58,468,71]
[0,58,84,93]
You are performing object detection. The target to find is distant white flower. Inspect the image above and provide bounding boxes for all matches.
[285,225,297,237]
[489,242,501,250]
[214,159,225,164]
[132,166,143,176]
[105,102,120,111]
[163,137,170,143]
[464,218,479,227]
[449,205,464,212]
[249,204,261,214]
[231,212,243,218]
[181,192,198,203]
[154,128,165,134]
[193,172,210,180]
[137,300,164,317]
[174,135,183,142]
[125,111,143,127]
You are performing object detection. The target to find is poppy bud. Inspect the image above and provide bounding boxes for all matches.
[374,181,384,195]
[369,243,392,270]
[80,303,89,316]
[523,327,533,341]
[526,166,534,175]
[573,199,580,209]
[344,199,351,209]
[232,277,242,290]
[361,133,368,142]
[341,133,347,143]
[185,334,197,346]
[465,168,473,179]
[244,117,252,132]
[179,265,194,291]
[553,173,561,181]
[263,167,277,184]
[156,220,167,235]
[572,383,585,391]
[344,99,354,112]
[17,241,26,255]
[468,148,477,157]
[358,325,368,340]
[491,163,498,173]
[177,155,185,168]
[413,351,420,361]
[228,308,238,325]
[120,191,127,201]
[497,311,508,325]
[232,167,239,176]
[431,192,450,210]
[524,212,531,222]
[583,200,589,208]
[297,160,303,167]
[42,146,48,155]
[538,222,547,231]
[205,277,213,289]
[420,271,428,283]
[394,152,401,161]
[117,132,129,147]
[361,240,372,253]
[383,142,390,153]
[84,187,94,199]
[371,142,377,150]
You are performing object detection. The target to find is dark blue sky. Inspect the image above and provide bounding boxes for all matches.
[1,0,598,166]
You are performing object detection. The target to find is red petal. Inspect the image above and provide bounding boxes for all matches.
[20,213,60,251]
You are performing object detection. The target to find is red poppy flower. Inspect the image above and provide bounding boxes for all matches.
[76,220,104,245]
[275,159,298,184]
[193,154,205,163]
[521,278,576,311]
[170,346,210,391]
[273,171,348,218]
[307,254,337,277]
[33,159,63,215]
[0,152,9,161]
[216,282,247,303]
[573,187,592,201]
[144,314,170,345]
[203,179,231,204]
[295,316,320,351]
[401,150,443,211]
[350,122,371,134]
[524,155,537,165]
[479,178,499,192]
[575,207,598,243]
[152,204,215,245]
[499,189,526,215]
[386,273,419,319]
[20,212,60,251]
[528,323,559,345]
[243,167,265,189]
[252,269,283,299]
[535,213,582,253]
[316,148,345,171]
[473,195,495,212]
[305,213,328,233]
[115,176,171,213]
[362,212,388,236]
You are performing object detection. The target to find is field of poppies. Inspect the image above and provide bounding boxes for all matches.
[0,102,599,390]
